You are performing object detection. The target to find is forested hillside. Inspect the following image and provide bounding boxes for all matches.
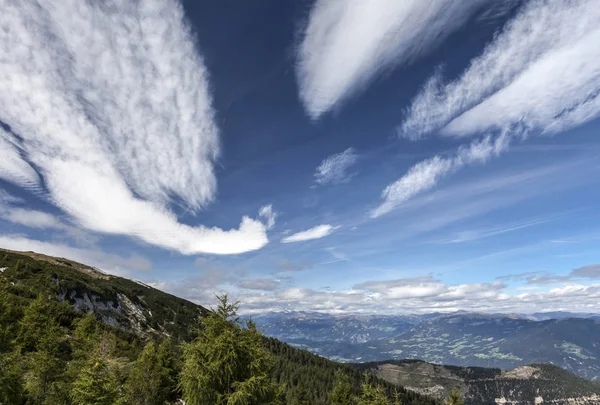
[0,249,437,405]
[356,360,600,405]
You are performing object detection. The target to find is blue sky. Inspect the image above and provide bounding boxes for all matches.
[1,0,599,314]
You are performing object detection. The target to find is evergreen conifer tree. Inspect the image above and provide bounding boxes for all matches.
[179,293,283,405]
[71,357,119,405]
[19,297,70,404]
[446,389,465,405]
[357,374,390,405]
[330,369,355,405]
[0,351,24,405]
[123,340,176,405]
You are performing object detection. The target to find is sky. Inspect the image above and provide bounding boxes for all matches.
[1,0,599,315]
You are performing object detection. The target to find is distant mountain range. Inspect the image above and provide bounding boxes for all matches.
[251,311,600,381]
[3,248,599,404]
[355,360,600,405]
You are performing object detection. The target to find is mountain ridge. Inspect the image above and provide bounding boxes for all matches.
[0,248,436,405]
[355,360,600,405]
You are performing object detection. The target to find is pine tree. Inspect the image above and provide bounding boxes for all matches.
[0,351,24,404]
[446,389,465,405]
[330,369,355,405]
[179,293,283,405]
[123,340,176,405]
[71,358,119,405]
[21,302,70,404]
[71,332,121,405]
[392,389,403,405]
[357,374,391,405]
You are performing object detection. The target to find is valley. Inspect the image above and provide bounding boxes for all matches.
[252,311,600,381]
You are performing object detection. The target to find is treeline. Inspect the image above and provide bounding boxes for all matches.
[0,252,440,404]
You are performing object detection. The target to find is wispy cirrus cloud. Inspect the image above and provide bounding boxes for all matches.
[281,224,340,244]
[0,199,100,246]
[401,0,600,140]
[1,207,65,230]
[258,205,277,230]
[315,148,358,185]
[296,0,492,118]
[0,190,22,204]
[372,135,507,217]
[432,214,562,244]
[0,130,39,188]
[375,0,600,217]
[0,0,273,255]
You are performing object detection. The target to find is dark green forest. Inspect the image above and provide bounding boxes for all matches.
[0,250,438,405]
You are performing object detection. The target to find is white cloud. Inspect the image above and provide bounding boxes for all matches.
[372,135,508,217]
[0,0,270,255]
[315,148,358,185]
[0,235,152,275]
[297,0,491,118]
[0,130,39,188]
[1,207,64,230]
[0,190,23,204]
[281,224,340,243]
[0,203,99,246]
[400,0,600,139]
[259,205,277,230]
[383,0,600,218]
[234,277,598,315]
[433,215,558,244]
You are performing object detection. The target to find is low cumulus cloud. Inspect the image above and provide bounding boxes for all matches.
[314,148,358,185]
[235,278,599,315]
[375,0,600,217]
[0,0,273,255]
[514,264,600,285]
[281,224,340,243]
[571,265,600,279]
[147,266,600,314]
[296,0,492,118]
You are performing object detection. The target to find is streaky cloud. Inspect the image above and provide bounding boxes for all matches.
[297,0,491,118]
[281,224,340,243]
[400,0,600,139]
[315,148,358,185]
[259,205,277,230]
[0,129,39,188]
[372,134,508,218]
[0,0,272,255]
[381,0,600,217]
